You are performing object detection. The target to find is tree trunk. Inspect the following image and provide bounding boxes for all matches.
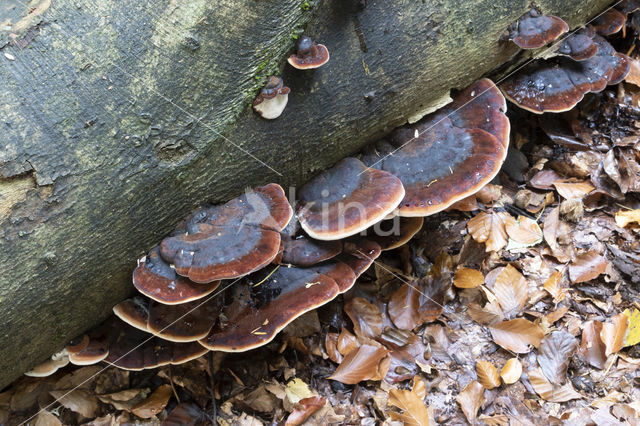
[0,0,611,387]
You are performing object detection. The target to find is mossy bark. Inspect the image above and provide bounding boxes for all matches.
[0,0,611,387]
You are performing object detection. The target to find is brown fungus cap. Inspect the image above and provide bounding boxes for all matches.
[67,323,111,366]
[592,8,626,35]
[25,351,69,377]
[253,76,291,120]
[556,27,598,61]
[339,239,382,280]
[114,295,220,343]
[134,247,221,305]
[105,320,208,371]
[287,36,330,69]
[360,216,424,251]
[510,10,569,49]
[297,157,405,240]
[280,235,342,266]
[160,184,292,283]
[501,35,631,114]
[363,79,509,217]
[200,262,351,352]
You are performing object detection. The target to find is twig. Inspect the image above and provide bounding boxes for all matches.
[208,352,217,425]
[168,366,181,404]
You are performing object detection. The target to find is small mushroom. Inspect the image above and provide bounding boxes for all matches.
[296,157,405,240]
[253,76,291,119]
[509,10,569,49]
[362,79,509,217]
[24,350,69,377]
[287,36,330,69]
[160,184,292,283]
[134,247,221,305]
[592,8,626,35]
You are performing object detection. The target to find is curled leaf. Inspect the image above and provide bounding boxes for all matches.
[453,268,484,289]
[344,298,383,339]
[601,313,629,356]
[328,343,390,384]
[489,319,544,354]
[476,360,501,390]
[537,331,577,385]
[285,396,326,426]
[467,211,509,252]
[456,381,485,423]
[500,358,522,384]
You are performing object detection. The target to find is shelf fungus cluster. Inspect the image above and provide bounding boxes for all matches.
[27,78,511,375]
[501,9,632,114]
[253,36,330,119]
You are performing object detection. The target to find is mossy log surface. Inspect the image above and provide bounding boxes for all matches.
[0,0,611,386]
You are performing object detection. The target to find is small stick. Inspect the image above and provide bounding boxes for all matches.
[207,352,217,425]
[168,366,181,404]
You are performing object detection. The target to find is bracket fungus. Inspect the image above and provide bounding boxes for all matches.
[24,350,69,377]
[253,76,290,119]
[556,27,598,61]
[133,247,221,305]
[592,8,626,35]
[297,157,405,240]
[278,215,343,266]
[362,79,509,217]
[287,36,330,69]
[160,184,292,283]
[501,33,631,114]
[509,10,569,49]
[360,216,424,251]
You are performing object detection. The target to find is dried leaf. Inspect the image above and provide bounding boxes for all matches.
[527,368,582,402]
[614,209,640,227]
[500,358,522,384]
[476,360,501,389]
[553,180,595,199]
[285,396,326,426]
[388,282,421,330]
[468,301,504,326]
[624,308,640,347]
[456,381,485,423]
[388,386,430,426]
[162,402,206,425]
[601,313,629,356]
[328,343,390,384]
[285,378,313,404]
[543,270,567,303]
[580,321,607,369]
[453,268,484,289]
[505,215,543,246]
[492,265,528,318]
[530,169,561,190]
[49,389,99,419]
[537,331,577,384]
[476,184,502,204]
[543,207,560,250]
[625,58,640,86]
[337,327,358,356]
[131,384,172,419]
[569,251,608,283]
[344,298,383,339]
[34,411,62,426]
[489,319,544,354]
[325,333,342,363]
[467,211,509,252]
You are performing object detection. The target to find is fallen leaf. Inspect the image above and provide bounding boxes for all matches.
[49,389,99,419]
[601,313,629,356]
[328,343,390,384]
[162,402,206,426]
[285,378,313,404]
[543,207,560,250]
[468,300,504,326]
[580,321,607,369]
[489,319,544,354]
[492,265,528,318]
[97,389,149,411]
[553,179,595,199]
[543,270,567,303]
[388,282,421,330]
[569,251,608,283]
[537,331,577,385]
[131,384,172,419]
[476,184,502,204]
[453,268,484,289]
[614,209,640,227]
[500,358,522,384]
[467,211,509,252]
[337,327,359,356]
[530,169,561,190]
[505,215,543,246]
[325,333,342,363]
[625,58,640,86]
[285,396,326,426]
[476,360,501,389]
[527,368,582,402]
[388,386,431,426]
[623,308,640,347]
[34,411,62,426]
[456,381,485,423]
[344,298,383,339]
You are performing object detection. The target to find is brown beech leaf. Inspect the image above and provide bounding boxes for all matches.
[467,211,509,252]
[344,298,383,339]
[33,411,62,426]
[527,368,582,403]
[162,402,206,425]
[448,195,479,212]
[601,313,629,356]
[328,343,390,384]
[530,169,561,190]
[388,386,430,426]
[415,255,452,323]
[131,384,172,419]
[325,333,342,363]
[453,268,484,289]
[468,301,504,326]
[489,319,544,354]
[543,207,560,249]
[625,58,640,86]
[569,251,608,283]
[476,184,502,204]
[456,381,485,423]
[580,321,607,369]
[285,396,326,426]
[500,358,522,384]
[388,282,421,330]
[614,209,640,227]
[505,215,543,246]
[476,360,501,390]
[543,270,567,303]
[537,331,577,385]
[492,265,528,318]
[49,389,99,419]
[337,327,358,356]
[552,179,595,199]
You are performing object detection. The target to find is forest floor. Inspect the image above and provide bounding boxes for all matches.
[3,45,640,426]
